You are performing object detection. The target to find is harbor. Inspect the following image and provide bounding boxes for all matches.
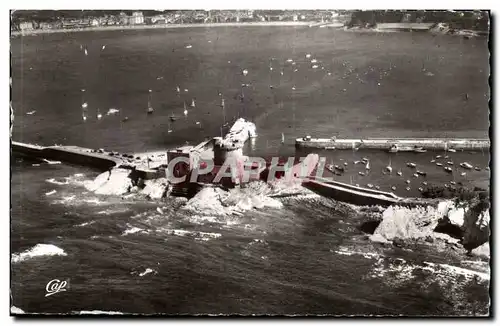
[10,10,491,316]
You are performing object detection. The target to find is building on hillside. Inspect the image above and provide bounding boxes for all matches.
[131,11,144,25]
[19,21,34,31]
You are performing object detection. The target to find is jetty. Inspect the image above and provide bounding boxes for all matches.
[12,118,258,186]
[295,137,490,151]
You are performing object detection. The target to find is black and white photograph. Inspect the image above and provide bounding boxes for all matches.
[9,7,491,317]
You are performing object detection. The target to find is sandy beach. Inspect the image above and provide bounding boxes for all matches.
[11,21,316,36]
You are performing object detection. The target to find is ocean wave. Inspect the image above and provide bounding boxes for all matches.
[368,257,490,288]
[76,220,95,227]
[157,227,222,241]
[122,225,150,236]
[46,178,69,185]
[45,189,57,196]
[138,268,157,277]
[11,244,67,263]
[334,247,383,260]
[97,208,131,215]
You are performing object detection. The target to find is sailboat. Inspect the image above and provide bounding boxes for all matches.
[281,133,285,144]
[365,160,370,170]
[96,109,102,120]
[183,102,188,117]
[167,120,173,133]
[191,98,196,108]
[385,158,392,173]
[147,89,154,114]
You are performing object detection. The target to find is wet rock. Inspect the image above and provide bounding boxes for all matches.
[369,233,390,244]
[141,178,169,200]
[373,205,442,240]
[471,242,490,259]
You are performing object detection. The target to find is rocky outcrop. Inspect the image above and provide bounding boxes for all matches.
[471,242,490,259]
[369,189,490,253]
[141,178,170,200]
[85,168,133,196]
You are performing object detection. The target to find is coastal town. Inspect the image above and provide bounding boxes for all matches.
[11,10,489,33]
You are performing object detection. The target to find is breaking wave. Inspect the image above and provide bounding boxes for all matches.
[11,244,67,263]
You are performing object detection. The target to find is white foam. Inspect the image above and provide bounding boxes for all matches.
[46,178,69,185]
[122,225,148,236]
[11,244,67,263]
[76,221,95,227]
[139,268,156,277]
[42,159,61,165]
[158,228,222,241]
[45,190,57,196]
[423,262,490,281]
[11,306,25,314]
[334,247,382,260]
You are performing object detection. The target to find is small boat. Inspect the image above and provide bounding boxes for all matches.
[413,173,419,178]
[460,172,466,176]
[450,181,456,185]
[417,170,427,176]
[122,116,129,122]
[406,180,411,184]
[388,145,399,153]
[343,162,348,166]
[406,162,417,168]
[385,158,392,173]
[397,171,403,176]
[444,167,453,173]
[447,161,454,165]
[435,155,442,159]
[375,186,380,190]
[169,114,178,122]
[436,162,443,167]
[460,162,473,169]
[447,148,457,153]
[191,99,196,108]
[474,167,481,171]
[365,160,370,170]
[358,172,365,176]
[367,184,374,188]
[176,86,181,94]
[391,186,397,191]
[430,159,436,163]
[97,109,102,120]
[422,181,428,186]
[413,146,427,153]
[418,187,424,192]
[406,187,411,191]
[26,110,36,115]
[334,165,345,172]
[147,89,154,114]
[281,133,285,144]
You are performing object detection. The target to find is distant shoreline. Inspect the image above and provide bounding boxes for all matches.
[10,21,318,36]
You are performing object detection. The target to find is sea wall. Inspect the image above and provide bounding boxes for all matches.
[295,138,490,151]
